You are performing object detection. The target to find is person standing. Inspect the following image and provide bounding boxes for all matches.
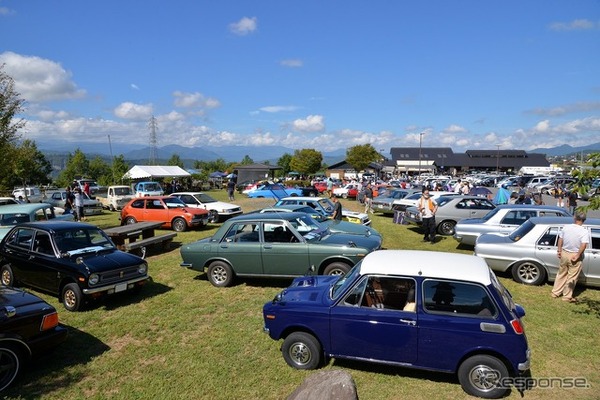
[363,183,374,213]
[74,188,85,221]
[326,177,333,198]
[551,212,589,303]
[566,189,578,215]
[331,195,343,221]
[64,187,75,216]
[227,179,236,201]
[417,188,438,243]
[83,182,91,197]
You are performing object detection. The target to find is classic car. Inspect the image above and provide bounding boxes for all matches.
[474,216,600,287]
[180,212,380,287]
[120,196,209,232]
[246,183,303,199]
[256,205,382,244]
[295,185,319,197]
[134,181,164,197]
[0,286,68,391]
[391,191,458,213]
[0,198,20,206]
[0,221,150,311]
[263,250,530,399]
[371,189,421,214]
[170,192,242,223]
[275,197,371,226]
[11,187,43,203]
[453,204,572,246]
[332,184,359,199]
[404,195,496,235]
[0,203,74,241]
[45,190,103,216]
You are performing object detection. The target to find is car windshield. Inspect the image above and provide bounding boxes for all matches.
[436,196,455,207]
[288,215,326,240]
[164,197,186,208]
[508,219,536,242]
[54,227,115,255]
[114,187,133,196]
[196,193,217,203]
[330,262,362,299]
[481,207,501,221]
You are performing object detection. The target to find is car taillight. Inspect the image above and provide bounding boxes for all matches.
[510,319,524,335]
[40,312,59,331]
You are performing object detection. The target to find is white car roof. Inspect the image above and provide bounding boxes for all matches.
[359,250,493,286]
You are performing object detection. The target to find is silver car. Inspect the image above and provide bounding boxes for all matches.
[404,195,496,236]
[474,216,600,287]
[371,189,420,214]
[453,204,571,246]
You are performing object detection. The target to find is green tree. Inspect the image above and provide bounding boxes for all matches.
[0,65,26,190]
[277,153,293,177]
[57,149,90,187]
[89,156,113,186]
[346,144,380,173]
[110,155,131,185]
[168,154,184,168]
[240,155,254,165]
[11,140,52,192]
[290,149,323,176]
[573,152,600,211]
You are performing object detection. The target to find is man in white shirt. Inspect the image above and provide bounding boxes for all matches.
[417,189,438,243]
[552,213,589,302]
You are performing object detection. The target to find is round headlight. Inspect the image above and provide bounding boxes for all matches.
[88,273,99,285]
[138,264,148,275]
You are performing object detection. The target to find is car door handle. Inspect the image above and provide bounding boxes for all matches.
[400,319,416,326]
[263,244,273,249]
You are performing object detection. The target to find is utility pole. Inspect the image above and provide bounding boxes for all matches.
[148,115,158,164]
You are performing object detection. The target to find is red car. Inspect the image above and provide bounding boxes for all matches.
[120,196,209,232]
[313,181,328,193]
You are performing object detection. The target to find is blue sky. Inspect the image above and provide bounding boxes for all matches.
[1,1,599,155]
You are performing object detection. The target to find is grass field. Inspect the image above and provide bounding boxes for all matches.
[4,190,599,400]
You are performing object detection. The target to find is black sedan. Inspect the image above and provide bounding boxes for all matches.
[0,286,67,391]
[0,221,150,311]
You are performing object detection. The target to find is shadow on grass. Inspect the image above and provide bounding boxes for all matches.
[86,278,172,311]
[192,273,297,289]
[573,297,600,319]
[5,325,110,398]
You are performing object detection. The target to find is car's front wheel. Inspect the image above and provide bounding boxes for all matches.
[62,283,83,312]
[207,210,219,224]
[207,261,234,287]
[512,261,547,285]
[282,332,322,370]
[172,217,187,232]
[457,354,510,399]
[323,262,351,276]
[437,220,456,235]
[342,193,348,199]
[0,345,22,392]
[0,264,16,287]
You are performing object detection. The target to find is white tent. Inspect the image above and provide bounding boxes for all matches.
[123,165,191,180]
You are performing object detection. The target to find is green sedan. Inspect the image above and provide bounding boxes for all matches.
[180,212,380,287]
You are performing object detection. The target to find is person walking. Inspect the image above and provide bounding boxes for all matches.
[551,212,589,303]
[73,187,85,221]
[363,183,374,213]
[417,188,438,243]
[566,189,578,215]
[227,179,236,201]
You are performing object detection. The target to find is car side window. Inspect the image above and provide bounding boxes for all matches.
[423,280,496,317]
[537,226,561,246]
[344,276,416,310]
[590,228,600,250]
[7,228,34,250]
[223,223,259,243]
[264,222,293,243]
[130,199,145,209]
[33,231,54,255]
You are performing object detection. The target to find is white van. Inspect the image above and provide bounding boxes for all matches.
[12,187,43,203]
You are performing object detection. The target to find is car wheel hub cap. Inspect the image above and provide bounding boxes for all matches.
[469,365,500,391]
[212,267,226,283]
[289,343,311,365]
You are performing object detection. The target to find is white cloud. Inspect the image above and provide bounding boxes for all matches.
[549,19,597,31]
[229,17,257,36]
[291,115,325,133]
[259,105,299,113]
[280,59,303,68]
[0,51,85,102]
[173,91,221,109]
[130,83,140,90]
[442,124,468,134]
[113,102,153,120]
[526,101,600,116]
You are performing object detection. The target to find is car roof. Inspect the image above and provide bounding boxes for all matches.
[170,192,206,196]
[280,196,326,201]
[130,196,176,200]
[8,220,97,231]
[527,216,600,226]
[495,204,569,212]
[230,212,307,222]
[0,203,55,213]
[359,250,493,286]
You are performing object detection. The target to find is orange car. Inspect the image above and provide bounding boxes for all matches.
[120,196,209,232]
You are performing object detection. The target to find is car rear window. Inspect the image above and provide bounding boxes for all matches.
[423,279,497,317]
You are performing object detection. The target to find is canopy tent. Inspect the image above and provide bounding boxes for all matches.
[123,165,191,180]
[209,171,227,178]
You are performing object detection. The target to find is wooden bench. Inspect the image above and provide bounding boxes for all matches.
[124,232,177,258]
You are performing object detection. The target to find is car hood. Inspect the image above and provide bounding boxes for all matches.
[319,232,380,251]
[0,286,50,308]
[274,275,338,304]
[65,249,145,272]
[321,220,380,237]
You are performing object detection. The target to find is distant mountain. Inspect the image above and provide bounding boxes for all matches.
[530,142,600,157]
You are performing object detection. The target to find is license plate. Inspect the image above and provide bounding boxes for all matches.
[115,283,128,293]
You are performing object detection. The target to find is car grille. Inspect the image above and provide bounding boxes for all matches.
[99,266,144,284]
[192,214,208,222]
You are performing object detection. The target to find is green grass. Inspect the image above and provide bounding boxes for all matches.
[5,191,600,399]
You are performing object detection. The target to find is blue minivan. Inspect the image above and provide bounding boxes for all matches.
[263,250,531,399]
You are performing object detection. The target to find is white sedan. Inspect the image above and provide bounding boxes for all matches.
[170,192,242,223]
